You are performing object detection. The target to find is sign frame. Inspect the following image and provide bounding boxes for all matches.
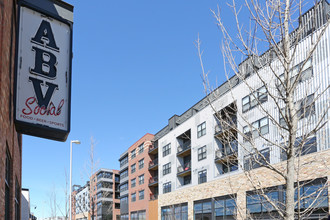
[14,0,73,142]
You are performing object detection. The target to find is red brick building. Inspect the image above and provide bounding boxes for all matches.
[0,0,23,219]
[119,133,154,220]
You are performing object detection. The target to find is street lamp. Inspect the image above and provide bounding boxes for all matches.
[69,140,81,220]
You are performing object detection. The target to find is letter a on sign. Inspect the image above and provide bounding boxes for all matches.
[31,20,59,51]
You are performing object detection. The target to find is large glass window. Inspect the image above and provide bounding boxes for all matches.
[214,196,236,220]
[194,199,212,220]
[197,122,206,138]
[163,162,171,176]
[163,143,171,157]
[161,203,188,220]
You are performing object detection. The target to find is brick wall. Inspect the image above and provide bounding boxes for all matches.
[0,0,22,219]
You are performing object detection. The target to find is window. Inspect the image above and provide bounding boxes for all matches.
[161,203,188,220]
[214,196,236,219]
[198,170,207,184]
[242,86,268,113]
[197,122,206,138]
[280,136,317,161]
[298,94,315,119]
[243,117,269,141]
[139,174,144,185]
[115,174,120,182]
[131,164,136,174]
[183,175,191,185]
[131,149,136,159]
[5,149,11,220]
[115,203,120,209]
[120,169,128,179]
[163,182,171,194]
[163,143,171,157]
[131,210,146,220]
[194,199,212,220]
[138,158,144,169]
[138,143,144,154]
[131,178,136,188]
[131,193,136,202]
[139,190,144,200]
[163,162,171,176]
[119,183,128,192]
[198,146,207,161]
[120,155,128,167]
[244,148,270,171]
[247,188,279,215]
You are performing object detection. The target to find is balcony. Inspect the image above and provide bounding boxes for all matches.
[148,143,158,155]
[148,158,158,170]
[215,146,238,164]
[177,162,191,177]
[214,117,237,140]
[148,176,158,187]
[177,141,191,157]
[150,193,158,201]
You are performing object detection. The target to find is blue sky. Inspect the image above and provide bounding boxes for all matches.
[21,0,245,217]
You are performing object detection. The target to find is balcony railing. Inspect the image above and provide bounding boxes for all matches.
[214,117,237,135]
[149,158,158,170]
[177,162,191,176]
[149,176,158,186]
[177,141,191,156]
[215,146,238,163]
[148,143,158,154]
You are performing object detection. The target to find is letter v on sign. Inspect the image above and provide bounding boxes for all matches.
[29,77,58,108]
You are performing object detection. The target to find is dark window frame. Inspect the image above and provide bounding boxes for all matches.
[197,121,206,138]
[163,162,171,176]
[163,182,171,194]
[163,143,171,157]
[198,170,207,184]
[198,146,207,161]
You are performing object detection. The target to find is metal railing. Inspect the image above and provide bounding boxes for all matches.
[177,162,191,173]
[177,141,191,154]
[149,158,158,168]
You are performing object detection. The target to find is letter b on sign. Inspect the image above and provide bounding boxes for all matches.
[30,46,57,79]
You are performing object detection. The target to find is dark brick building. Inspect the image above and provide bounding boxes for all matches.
[0,0,23,219]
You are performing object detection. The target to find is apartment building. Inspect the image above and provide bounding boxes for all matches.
[72,169,120,220]
[153,2,330,220]
[119,133,155,220]
[73,182,90,220]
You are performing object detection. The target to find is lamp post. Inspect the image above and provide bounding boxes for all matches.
[69,140,81,220]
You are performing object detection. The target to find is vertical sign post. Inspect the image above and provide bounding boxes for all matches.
[14,0,73,141]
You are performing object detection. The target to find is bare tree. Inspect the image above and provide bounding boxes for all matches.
[197,0,330,219]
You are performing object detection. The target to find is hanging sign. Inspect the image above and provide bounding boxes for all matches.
[15,0,73,141]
